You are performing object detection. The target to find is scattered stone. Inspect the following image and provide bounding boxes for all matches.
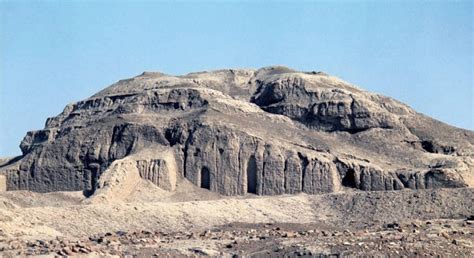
[385,222,400,229]
[440,232,450,239]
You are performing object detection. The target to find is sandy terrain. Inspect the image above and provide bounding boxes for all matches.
[0,180,472,256]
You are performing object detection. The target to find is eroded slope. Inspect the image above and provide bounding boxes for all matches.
[1,66,472,196]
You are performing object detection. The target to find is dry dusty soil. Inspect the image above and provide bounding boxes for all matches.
[0,181,472,257]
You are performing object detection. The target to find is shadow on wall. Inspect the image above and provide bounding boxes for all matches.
[247,156,257,194]
[198,157,258,194]
[342,168,357,188]
[200,167,210,190]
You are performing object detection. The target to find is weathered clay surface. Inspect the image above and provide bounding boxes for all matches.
[1,66,472,195]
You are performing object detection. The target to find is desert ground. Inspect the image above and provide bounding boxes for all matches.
[0,179,472,257]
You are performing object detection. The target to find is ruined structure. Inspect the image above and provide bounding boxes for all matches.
[1,66,472,196]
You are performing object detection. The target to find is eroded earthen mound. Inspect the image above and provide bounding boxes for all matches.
[1,66,473,197]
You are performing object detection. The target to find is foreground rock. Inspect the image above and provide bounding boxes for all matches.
[0,188,472,256]
[0,66,472,198]
[2,219,473,257]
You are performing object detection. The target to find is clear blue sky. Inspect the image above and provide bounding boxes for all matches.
[0,1,472,156]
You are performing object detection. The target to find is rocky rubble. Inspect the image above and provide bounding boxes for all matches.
[1,218,472,257]
[0,185,472,256]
